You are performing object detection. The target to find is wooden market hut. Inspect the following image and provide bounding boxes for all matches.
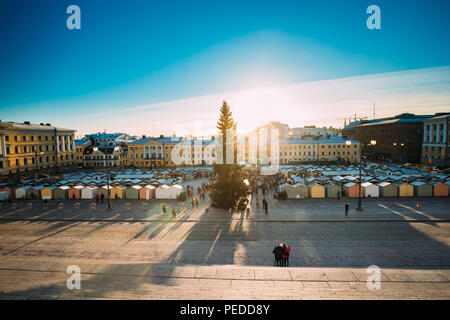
[15,186,29,200]
[324,183,340,198]
[0,187,13,199]
[377,182,397,197]
[111,186,127,200]
[41,186,57,200]
[54,186,70,200]
[361,182,379,198]
[126,185,141,200]
[343,182,359,198]
[394,182,414,197]
[308,183,325,198]
[411,181,432,197]
[81,186,98,199]
[97,186,112,199]
[26,186,40,200]
[68,185,84,200]
[139,185,156,200]
[428,181,448,197]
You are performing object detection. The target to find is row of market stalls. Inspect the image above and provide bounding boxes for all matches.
[279,180,450,199]
[0,166,214,201]
[7,184,184,200]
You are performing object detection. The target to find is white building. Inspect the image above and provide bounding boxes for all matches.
[422,114,450,167]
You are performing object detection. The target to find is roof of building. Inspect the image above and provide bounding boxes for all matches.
[0,121,75,132]
[85,133,125,139]
[423,114,450,123]
[75,138,91,146]
[280,137,359,144]
[129,137,183,144]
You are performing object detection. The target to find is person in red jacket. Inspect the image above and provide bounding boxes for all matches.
[281,243,287,266]
[284,244,291,267]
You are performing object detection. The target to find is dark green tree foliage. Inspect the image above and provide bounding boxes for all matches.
[209,163,249,210]
[210,101,248,210]
[216,100,236,164]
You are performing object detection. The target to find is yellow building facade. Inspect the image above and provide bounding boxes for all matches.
[0,121,76,176]
[279,137,361,164]
[127,136,183,167]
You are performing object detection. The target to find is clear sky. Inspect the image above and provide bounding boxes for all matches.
[1,0,449,137]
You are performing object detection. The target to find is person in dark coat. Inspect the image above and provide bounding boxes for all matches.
[345,202,349,216]
[100,193,105,203]
[262,198,268,214]
[272,242,282,266]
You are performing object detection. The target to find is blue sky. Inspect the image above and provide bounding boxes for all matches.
[0,0,449,136]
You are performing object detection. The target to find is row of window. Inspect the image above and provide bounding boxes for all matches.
[5,144,74,155]
[423,146,450,154]
[8,154,74,166]
[281,151,357,157]
[281,144,357,150]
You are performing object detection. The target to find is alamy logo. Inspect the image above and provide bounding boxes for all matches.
[366,265,381,290]
[66,265,81,290]
[66,5,81,30]
[366,5,381,30]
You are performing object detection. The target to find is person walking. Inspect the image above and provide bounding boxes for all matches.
[100,193,105,203]
[172,207,177,218]
[255,196,260,209]
[191,198,195,209]
[263,198,268,214]
[345,202,349,216]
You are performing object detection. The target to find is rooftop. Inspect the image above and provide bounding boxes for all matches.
[129,136,183,144]
[280,137,359,144]
[0,121,75,132]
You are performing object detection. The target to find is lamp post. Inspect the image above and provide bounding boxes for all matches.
[103,130,112,211]
[346,139,376,211]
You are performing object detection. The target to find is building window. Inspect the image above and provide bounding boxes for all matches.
[5,136,9,142]
[15,146,19,153]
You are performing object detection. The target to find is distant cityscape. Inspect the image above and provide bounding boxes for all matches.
[0,111,448,180]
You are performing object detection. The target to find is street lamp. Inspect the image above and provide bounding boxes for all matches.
[103,130,112,211]
[346,139,376,211]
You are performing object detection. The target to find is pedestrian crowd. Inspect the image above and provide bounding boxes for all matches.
[272,242,291,266]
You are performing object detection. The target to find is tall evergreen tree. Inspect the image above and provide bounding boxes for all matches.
[209,100,249,210]
[216,100,236,164]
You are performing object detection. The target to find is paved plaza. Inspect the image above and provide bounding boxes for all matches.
[0,182,449,299]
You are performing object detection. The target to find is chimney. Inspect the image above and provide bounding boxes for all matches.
[160,134,164,138]
[24,121,30,125]
[46,123,51,126]
[40,123,44,126]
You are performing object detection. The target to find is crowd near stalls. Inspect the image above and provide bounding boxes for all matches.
[272,164,450,199]
[1,164,449,202]
[0,167,212,201]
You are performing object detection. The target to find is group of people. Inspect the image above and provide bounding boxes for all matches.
[272,242,291,266]
[95,193,105,204]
